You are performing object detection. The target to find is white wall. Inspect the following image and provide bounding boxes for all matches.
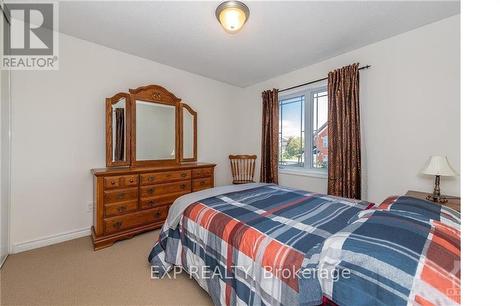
[236,15,460,204]
[10,33,241,251]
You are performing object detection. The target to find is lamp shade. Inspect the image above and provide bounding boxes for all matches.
[421,155,458,177]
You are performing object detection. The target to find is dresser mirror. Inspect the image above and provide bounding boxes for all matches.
[106,93,130,167]
[135,101,176,161]
[105,84,197,168]
[181,104,197,161]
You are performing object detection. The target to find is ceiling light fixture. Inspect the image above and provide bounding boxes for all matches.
[215,1,250,34]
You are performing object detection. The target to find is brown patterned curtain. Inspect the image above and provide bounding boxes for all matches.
[114,108,125,161]
[260,89,279,184]
[327,63,361,199]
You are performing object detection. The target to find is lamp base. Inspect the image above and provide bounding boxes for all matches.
[426,194,449,204]
[427,175,448,203]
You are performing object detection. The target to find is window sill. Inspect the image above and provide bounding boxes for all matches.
[279,168,328,179]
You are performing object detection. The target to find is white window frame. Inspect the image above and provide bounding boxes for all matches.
[278,82,328,178]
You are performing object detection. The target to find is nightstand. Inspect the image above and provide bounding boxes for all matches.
[405,190,461,212]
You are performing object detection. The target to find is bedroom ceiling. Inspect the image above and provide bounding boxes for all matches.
[59,1,460,87]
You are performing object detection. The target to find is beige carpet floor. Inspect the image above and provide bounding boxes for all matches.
[0,231,212,306]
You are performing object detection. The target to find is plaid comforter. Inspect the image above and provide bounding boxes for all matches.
[149,186,460,306]
[318,196,461,306]
[149,184,371,306]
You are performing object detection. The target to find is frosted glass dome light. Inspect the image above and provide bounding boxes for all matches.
[216,1,250,34]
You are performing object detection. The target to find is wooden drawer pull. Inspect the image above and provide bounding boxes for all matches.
[116,193,125,200]
[147,176,155,182]
[148,200,155,207]
[117,206,126,213]
[111,181,116,185]
[154,211,161,218]
[147,188,155,195]
[181,173,187,177]
[180,184,186,190]
[113,221,123,229]
[129,179,135,183]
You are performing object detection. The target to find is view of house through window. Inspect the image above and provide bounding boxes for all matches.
[313,91,328,169]
[279,86,328,172]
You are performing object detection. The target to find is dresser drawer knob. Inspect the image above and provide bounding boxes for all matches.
[148,200,155,206]
[147,188,155,194]
[116,193,125,200]
[113,221,123,229]
[129,179,135,183]
[111,181,116,185]
[154,211,161,218]
[180,184,186,190]
[148,176,155,182]
[181,173,187,177]
[117,206,126,213]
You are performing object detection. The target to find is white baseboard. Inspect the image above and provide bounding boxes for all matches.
[11,227,91,254]
[0,254,7,269]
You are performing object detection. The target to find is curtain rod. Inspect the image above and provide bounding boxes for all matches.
[278,65,371,93]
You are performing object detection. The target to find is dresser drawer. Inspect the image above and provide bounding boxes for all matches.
[140,180,191,197]
[140,192,189,209]
[192,168,213,179]
[104,207,168,234]
[140,170,191,186]
[104,200,138,217]
[104,188,138,204]
[103,175,138,189]
[192,177,213,192]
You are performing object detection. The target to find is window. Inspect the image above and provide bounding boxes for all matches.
[279,95,304,168]
[312,91,328,169]
[279,85,328,173]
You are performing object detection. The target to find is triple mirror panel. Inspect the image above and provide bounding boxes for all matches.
[106,85,197,167]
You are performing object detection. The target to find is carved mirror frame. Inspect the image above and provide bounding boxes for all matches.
[180,103,198,162]
[105,92,131,167]
[129,84,181,167]
[105,84,198,168]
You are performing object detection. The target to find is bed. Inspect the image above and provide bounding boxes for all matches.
[149,184,460,306]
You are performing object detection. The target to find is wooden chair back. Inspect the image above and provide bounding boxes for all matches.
[229,155,257,184]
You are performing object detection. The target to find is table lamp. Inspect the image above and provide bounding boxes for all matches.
[421,155,458,203]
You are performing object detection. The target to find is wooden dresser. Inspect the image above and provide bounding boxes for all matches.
[91,163,215,250]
